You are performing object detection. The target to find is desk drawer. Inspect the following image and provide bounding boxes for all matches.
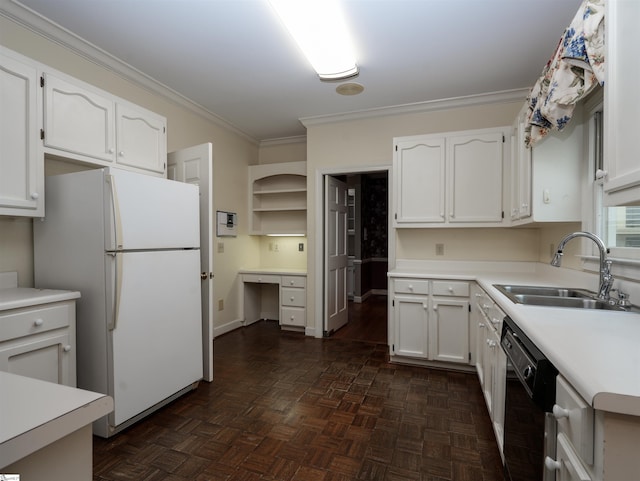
[281,306,306,327]
[281,287,305,307]
[0,303,71,342]
[394,279,429,295]
[554,375,594,464]
[432,281,469,297]
[282,276,306,288]
[242,274,280,284]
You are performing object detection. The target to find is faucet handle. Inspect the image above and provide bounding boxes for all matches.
[610,289,631,307]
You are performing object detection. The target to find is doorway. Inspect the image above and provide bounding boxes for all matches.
[321,168,390,344]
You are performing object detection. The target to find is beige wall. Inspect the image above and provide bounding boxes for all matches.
[258,139,307,165]
[303,101,582,333]
[0,15,258,332]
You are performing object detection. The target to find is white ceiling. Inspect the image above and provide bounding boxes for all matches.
[14,0,582,142]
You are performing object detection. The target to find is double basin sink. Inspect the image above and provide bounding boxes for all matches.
[494,284,636,312]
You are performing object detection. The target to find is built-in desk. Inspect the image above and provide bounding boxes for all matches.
[239,268,307,330]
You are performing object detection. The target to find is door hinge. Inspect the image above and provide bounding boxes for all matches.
[469,351,472,362]
[392,344,395,353]
[392,299,395,307]
[395,145,398,151]
[394,213,397,220]
[468,304,471,312]
[502,134,505,143]
[40,76,44,88]
[501,211,505,219]
[40,129,45,140]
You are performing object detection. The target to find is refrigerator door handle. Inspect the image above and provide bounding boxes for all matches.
[107,252,123,331]
[107,174,124,250]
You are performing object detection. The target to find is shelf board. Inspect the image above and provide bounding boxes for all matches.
[253,188,306,195]
[253,207,307,212]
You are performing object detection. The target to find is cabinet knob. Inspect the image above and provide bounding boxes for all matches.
[119,151,125,157]
[491,317,500,325]
[448,286,454,292]
[30,192,40,200]
[552,404,570,419]
[433,304,438,311]
[478,322,485,328]
[63,345,72,352]
[408,284,413,290]
[290,280,295,285]
[258,278,262,282]
[422,303,428,309]
[34,318,44,327]
[544,456,561,471]
[290,315,295,320]
[108,148,115,154]
[595,168,608,180]
[290,296,295,301]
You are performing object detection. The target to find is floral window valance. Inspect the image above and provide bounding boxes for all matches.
[524,0,605,147]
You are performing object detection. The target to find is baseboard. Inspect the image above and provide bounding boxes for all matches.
[213,319,244,338]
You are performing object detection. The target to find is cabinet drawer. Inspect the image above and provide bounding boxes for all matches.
[242,274,280,285]
[554,375,594,465]
[432,280,469,297]
[281,287,305,307]
[281,306,306,327]
[282,276,306,288]
[0,303,71,342]
[394,279,429,295]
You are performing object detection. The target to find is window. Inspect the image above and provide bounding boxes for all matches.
[590,98,640,261]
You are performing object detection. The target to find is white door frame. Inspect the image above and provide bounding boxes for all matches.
[313,164,394,339]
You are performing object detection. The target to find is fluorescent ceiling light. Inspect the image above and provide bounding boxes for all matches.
[269,0,359,80]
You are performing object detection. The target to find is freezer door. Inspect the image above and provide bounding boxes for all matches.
[105,167,200,251]
[107,249,203,427]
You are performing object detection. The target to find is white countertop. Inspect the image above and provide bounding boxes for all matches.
[0,371,113,468]
[0,287,81,311]
[390,260,640,417]
[240,267,307,276]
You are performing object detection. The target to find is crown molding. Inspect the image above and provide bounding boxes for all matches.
[300,88,529,128]
[259,135,307,148]
[1,0,258,145]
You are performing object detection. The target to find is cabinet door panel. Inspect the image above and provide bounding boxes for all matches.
[393,295,428,358]
[0,51,42,216]
[430,299,469,363]
[394,138,445,224]
[116,103,166,174]
[43,72,115,162]
[0,332,71,386]
[448,132,504,222]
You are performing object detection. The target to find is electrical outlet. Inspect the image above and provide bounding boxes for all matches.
[217,241,224,253]
[218,299,224,311]
[436,243,445,256]
[274,243,279,252]
[298,243,304,252]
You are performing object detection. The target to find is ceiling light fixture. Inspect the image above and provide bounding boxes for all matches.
[268,0,359,81]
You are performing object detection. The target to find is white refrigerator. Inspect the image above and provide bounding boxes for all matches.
[34,167,203,438]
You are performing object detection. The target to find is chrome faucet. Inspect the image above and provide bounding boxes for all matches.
[551,231,614,301]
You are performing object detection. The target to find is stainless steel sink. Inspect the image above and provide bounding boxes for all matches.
[495,285,595,299]
[510,294,619,310]
[493,284,636,312]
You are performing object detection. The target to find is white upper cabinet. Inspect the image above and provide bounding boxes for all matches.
[115,102,166,174]
[510,103,584,225]
[393,127,508,227]
[42,70,166,176]
[603,0,640,205]
[43,71,116,163]
[394,136,445,224]
[0,48,43,217]
[447,131,505,223]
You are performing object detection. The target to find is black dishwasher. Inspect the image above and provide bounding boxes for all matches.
[501,316,558,481]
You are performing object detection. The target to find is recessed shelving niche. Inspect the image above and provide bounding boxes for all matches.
[249,161,307,235]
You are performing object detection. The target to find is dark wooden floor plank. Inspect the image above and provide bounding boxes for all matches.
[93,297,504,481]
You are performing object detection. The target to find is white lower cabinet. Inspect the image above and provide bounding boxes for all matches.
[0,300,77,387]
[280,275,306,327]
[472,284,506,455]
[391,277,469,364]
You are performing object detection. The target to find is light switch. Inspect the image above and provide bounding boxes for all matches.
[543,189,551,204]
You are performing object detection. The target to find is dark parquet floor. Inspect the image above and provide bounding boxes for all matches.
[93,297,504,481]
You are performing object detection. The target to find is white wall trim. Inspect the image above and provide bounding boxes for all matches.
[213,318,244,338]
[0,0,258,145]
[300,89,529,128]
[259,136,307,147]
